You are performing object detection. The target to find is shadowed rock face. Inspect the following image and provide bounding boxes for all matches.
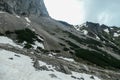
[0,0,49,16]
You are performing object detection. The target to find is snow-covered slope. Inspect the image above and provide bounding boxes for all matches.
[0,49,101,80]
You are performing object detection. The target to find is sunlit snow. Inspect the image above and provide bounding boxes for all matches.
[0,36,22,48]
[0,49,101,80]
[58,57,75,62]
[25,17,31,23]
[114,33,120,37]
[15,15,20,18]
[104,28,109,33]
[96,35,100,40]
[83,30,88,35]
[32,41,44,49]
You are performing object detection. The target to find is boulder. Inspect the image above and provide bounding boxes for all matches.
[60,65,72,74]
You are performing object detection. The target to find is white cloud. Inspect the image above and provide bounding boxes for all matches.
[44,0,120,26]
[44,0,85,25]
[80,0,120,26]
[97,12,112,25]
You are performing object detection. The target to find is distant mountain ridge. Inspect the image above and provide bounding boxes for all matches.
[74,22,120,48]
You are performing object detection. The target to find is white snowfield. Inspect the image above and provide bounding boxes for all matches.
[0,36,23,48]
[0,49,101,80]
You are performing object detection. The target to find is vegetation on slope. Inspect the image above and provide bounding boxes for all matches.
[60,30,120,69]
[5,28,43,49]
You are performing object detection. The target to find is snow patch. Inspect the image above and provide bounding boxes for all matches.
[32,28,35,31]
[82,30,88,35]
[37,36,44,42]
[58,57,75,62]
[0,11,5,13]
[21,41,27,46]
[48,54,53,57]
[104,28,109,33]
[15,15,20,18]
[25,17,31,23]
[113,38,115,40]
[20,35,44,49]
[114,33,120,37]
[74,25,80,31]
[26,23,30,26]
[32,41,44,49]
[117,30,120,33]
[0,36,23,48]
[96,36,100,40]
[52,52,57,55]
[39,61,55,70]
[48,52,57,57]
[74,23,88,31]
[96,35,100,40]
[110,28,113,29]
[83,65,89,71]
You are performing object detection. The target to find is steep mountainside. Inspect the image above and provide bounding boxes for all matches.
[0,0,120,80]
[0,0,49,16]
[74,22,120,56]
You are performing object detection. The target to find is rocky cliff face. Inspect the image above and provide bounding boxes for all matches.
[0,0,49,16]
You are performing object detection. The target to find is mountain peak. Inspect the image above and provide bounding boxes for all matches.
[0,0,49,16]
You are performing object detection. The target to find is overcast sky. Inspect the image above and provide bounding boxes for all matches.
[44,0,120,26]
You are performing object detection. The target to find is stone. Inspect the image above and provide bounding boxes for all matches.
[49,74,57,78]
[40,65,49,71]
[71,76,77,79]
[9,57,13,60]
[90,76,95,79]
[60,65,72,74]
[33,60,40,70]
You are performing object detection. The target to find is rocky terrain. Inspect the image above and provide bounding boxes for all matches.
[0,0,49,16]
[0,0,120,80]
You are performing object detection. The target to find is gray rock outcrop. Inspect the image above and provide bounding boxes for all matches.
[0,0,49,16]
